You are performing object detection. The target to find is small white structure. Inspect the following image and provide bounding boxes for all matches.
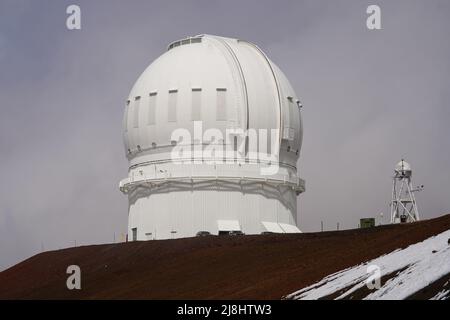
[119,35,305,240]
[390,159,421,223]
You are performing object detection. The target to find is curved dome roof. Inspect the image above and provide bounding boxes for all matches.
[395,160,412,175]
[122,34,303,168]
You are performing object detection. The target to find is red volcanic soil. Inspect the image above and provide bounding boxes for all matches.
[1,214,449,299]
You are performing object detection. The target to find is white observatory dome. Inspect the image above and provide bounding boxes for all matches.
[120,35,305,240]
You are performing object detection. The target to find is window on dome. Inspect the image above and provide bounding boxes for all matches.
[148,92,157,125]
[282,96,295,140]
[124,100,130,132]
[287,96,295,129]
[168,89,178,122]
[191,88,202,121]
[216,88,227,121]
[133,96,141,128]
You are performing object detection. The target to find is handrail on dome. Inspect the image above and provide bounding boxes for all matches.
[119,175,305,195]
[167,35,204,51]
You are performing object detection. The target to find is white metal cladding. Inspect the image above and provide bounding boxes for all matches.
[218,220,241,232]
[279,223,302,233]
[120,35,305,240]
[127,182,298,240]
[262,221,284,233]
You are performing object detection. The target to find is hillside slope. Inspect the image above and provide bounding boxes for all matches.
[1,214,449,299]
[287,229,450,300]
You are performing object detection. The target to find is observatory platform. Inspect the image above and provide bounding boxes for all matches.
[119,35,305,240]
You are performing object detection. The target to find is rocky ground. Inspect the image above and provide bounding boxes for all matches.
[1,214,449,299]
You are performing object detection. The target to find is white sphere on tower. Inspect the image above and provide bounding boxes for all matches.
[391,159,420,223]
[395,159,412,177]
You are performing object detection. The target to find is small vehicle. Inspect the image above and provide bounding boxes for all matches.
[228,231,244,236]
[196,231,211,237]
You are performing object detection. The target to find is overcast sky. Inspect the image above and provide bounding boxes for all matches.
[1,0,450,270]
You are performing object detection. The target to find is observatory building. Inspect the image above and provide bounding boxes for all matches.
[119,35,305,240]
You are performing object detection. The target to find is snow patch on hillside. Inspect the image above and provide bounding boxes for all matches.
[287,229,450,300]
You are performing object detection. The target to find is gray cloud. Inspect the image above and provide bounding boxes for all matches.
[1,0,450,270]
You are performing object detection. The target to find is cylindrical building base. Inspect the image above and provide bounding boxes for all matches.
[127,181,299,240]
